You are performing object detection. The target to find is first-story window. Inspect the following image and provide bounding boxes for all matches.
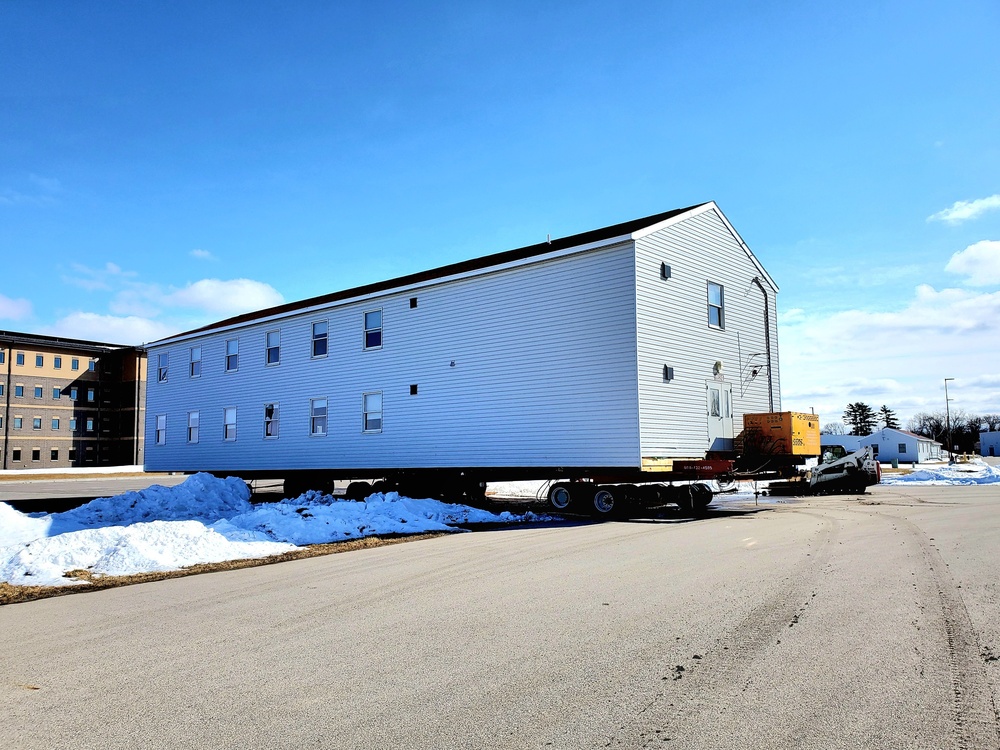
[12,448,22,461]
[363,391,383,433]
[898,443,907,453]
[155,415,166,445]
[264,402,279,438]
[310,398,327,436]
[190,346,202,378]
[70,417,77,431]
[226,339,239,372]
[158,353,168,382]
[708,282,725,329]
[224,407,237,441]
[266,330,280,365]
[51,448,59,461]
[31,448,40,461]
[188,411,200,443]
[364,309,382,349]
[312,320,328,358]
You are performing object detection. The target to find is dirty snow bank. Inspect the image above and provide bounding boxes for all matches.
[880,459,1000,485]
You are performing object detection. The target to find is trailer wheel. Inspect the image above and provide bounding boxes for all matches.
[345,481,372,501]
[548,483,573,511]
[592,486,617,517]
[691,482,714,510]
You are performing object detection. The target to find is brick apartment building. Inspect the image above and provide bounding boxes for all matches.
[1,331,146,470]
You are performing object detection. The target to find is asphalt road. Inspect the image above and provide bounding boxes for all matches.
[2,484,999,749]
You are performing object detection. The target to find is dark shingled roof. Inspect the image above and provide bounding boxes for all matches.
[160,203,708,342]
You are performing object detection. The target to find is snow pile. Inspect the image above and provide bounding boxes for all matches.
[881,459,1000,486]
[0,474,552,587]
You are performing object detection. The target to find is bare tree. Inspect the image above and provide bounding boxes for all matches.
[822,422,846,435]
[982,414,1000,432]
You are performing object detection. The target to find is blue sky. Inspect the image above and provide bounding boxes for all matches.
[2,0,999,427]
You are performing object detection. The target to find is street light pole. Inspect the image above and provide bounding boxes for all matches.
[944,377,955,463]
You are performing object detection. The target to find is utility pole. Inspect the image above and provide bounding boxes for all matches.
[944,377,955,463]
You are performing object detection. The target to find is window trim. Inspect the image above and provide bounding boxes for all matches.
[363,308,383,350]
[264,402,279,439]
[225,338,239,373]
[190,346,202,378]
[265,329,281,366]
[362,391,383,433]
[707,281,725,330]
[310,397,328,437]
[223,406,237,442]
[311,320,329,359]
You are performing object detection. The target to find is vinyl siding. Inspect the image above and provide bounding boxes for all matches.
[634,207,780,457]
[145,242,641,472]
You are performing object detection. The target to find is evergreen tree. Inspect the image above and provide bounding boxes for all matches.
[878,405,900,430]
[843,402,878,436]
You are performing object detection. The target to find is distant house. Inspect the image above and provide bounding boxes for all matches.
[981,431,1000,458]
[821,428,942,464]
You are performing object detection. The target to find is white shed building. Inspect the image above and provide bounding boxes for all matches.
[143,202,780,485]
[980,431,1000,458]
[822,428,942,464]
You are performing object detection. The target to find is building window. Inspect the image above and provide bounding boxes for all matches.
[310,398,328,436]
[266,330,280,365]
[364,309,382,349]
[71,358,79,370]
[224,407,237,441]
[0,416,2,428]
[51,417,60,430]
[87,388,95,402]
[35,354,44,367]
[312,321,328,358]
[31,449,40,462]
[0,351,4,364]
[898,443,907,453]
[89,360,96,372]
[70,387,78,400]
[16,352,24,366]
[264,403,279,438]
[158,353,168,382]
[53,387,61,399]
[70,418,77,431]
[68,447,76,461]
[34,386,43,399]
[32,417,42,430]
[708,282,725,329]
[12,449,22,462]
[51,448,59,461]
[190,346,202,378]
[14,385,23,398]
[363,391,383,433]
[13,417,22,429]
[0,384,3,396]
[54,356,62,369]
[155,415,166,445]
[86,418,95,432]
[226,339,239,372]
[188,411,200,443]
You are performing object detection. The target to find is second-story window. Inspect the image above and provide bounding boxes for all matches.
[364,309,382,350]
[158,353,168,382]
[226,339,239,372]
[708,282,725,329]
[266,330,280,365]
[312,321,328,358]
[190,346,202,378]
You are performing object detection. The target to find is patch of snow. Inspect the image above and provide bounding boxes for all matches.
[881,458,1000,485]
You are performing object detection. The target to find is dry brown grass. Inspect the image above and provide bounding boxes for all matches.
[0,532,448,606]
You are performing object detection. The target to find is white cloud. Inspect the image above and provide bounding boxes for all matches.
[778,284,1000,425]
[163,278,284,316]
[944,240,1000,286]
[62,262,138,292]
[46,313,178,346]
[0,293,33,321]
[928,194,1000,224]
[190,249,216,261]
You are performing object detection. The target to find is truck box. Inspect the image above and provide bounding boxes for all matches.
[741,412,820,457]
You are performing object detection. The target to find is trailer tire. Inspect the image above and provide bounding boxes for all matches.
[591,486,618,517]
[345,481,372,501]
[548,483,574,511]
[691,482,714,510]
